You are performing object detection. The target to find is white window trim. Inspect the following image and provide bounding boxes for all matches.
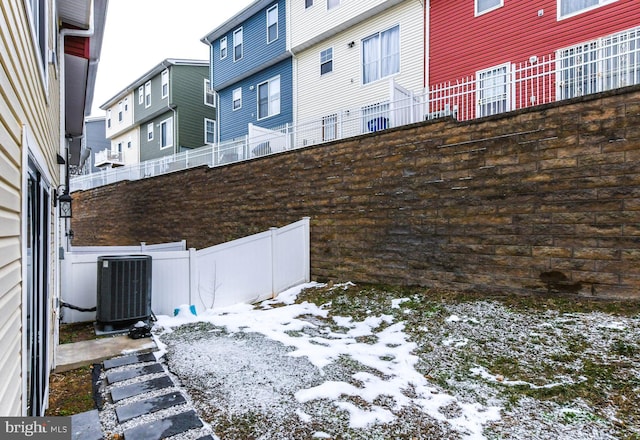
[204,79,216,107]
[475,0,504,17]
[144,81,152,108]
[118,101,123,122]
[232,87,242,111]
[220,36,228,60]
[320,47,333,75]
[147,123,154,141]
[557,0,618,20]
[476,62,513,118]
[161,70,169,99]
[267,4,279,44]
[362,24,401,85]
[327,0,340,11]
[25,0,49,95]
[159,118,174,149]
[204,118,216,144]
[257,75,281,120]
[233,27,243,62]
[138,86,144,104]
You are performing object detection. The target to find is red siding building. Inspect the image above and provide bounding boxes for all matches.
[427,0,640,119]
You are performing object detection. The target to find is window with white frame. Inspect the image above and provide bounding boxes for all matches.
[147,123,153,141]
[267,5,278,43]
[258,76,281,119]
[475,0,503,16]
[320,48,333,75]
[107,109,111,128]
[322,114,337,141]
[477,63,511,118]
[327,0,340,10]
[144,81,152,107]
[118,101,123,122]
[205,118,216,144]
[305,0,313,8]
[234,28,243,61]
[204,79,216,107]
[160,118,173,148]
[124,97,129,112]
[27,0,47,78]
[232,87,242,110]
[117,142,123,153]
[559,0,617,18]
[220,36,227,59]
[161,70,169,98]
[362,25,400,85]
[138,86,144,104]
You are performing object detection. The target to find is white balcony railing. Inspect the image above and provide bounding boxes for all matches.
[72,26,640,192]
[94,149,125,167]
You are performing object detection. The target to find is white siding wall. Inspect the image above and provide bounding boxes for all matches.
[289,0,406,52]
[104,91,135,139]
[295,0,424,124]
[110,126,140,165]
[0,0,61,416]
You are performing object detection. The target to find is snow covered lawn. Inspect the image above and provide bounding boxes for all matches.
[154,282,640,440]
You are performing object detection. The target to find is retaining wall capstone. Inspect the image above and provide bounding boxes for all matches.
[73,86,640,299]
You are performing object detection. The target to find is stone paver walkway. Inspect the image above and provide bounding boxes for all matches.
[71,352,215,440]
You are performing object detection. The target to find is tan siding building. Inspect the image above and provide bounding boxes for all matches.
[0,0,107,416]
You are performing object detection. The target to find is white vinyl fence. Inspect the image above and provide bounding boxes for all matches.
[60,218,310,323]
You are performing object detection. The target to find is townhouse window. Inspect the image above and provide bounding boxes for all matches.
[147,123,154,141]
[204,79,216,107]
[118,101,123,122]
[233,87,242,110]
[477,63,511,117]
[559,0,617,18]
[267,5,278,43]
[327,0,340,10]
[124,98,129,112]
[161,70,169,98]
[27,0,47,78]
[160,118,173,148]
[320,48,333,75]
[475,0,503,16]
[234,28,243,61]
[138,86,144,104]
[127,139,132,149]
[362,25,400,85]
[322,114,337,141]
[257,76,281,119]
[306,0,313,8]
[220,36,227,59]
[205,118,216,144]
[117,142,123,153]
[144,81,152,107]
[107,110,111,128]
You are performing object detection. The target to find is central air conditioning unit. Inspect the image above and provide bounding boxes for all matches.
[96,255,152,332]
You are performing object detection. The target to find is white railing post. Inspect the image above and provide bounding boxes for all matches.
[302,217,311,283]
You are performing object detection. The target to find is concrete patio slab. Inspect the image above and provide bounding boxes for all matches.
[71,409,102,440]
[56,336,156,373]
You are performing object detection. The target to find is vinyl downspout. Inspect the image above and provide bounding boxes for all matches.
[55,0,96,374]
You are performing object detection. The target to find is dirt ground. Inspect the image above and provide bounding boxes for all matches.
[46,322,99,416]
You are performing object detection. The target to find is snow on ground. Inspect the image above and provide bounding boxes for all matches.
[152,282,640,440]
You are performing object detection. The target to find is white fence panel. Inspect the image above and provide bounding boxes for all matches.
[272,219,310,293]
[195,231,274,311]
[149,251,192,316]
[60,219,310,323]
